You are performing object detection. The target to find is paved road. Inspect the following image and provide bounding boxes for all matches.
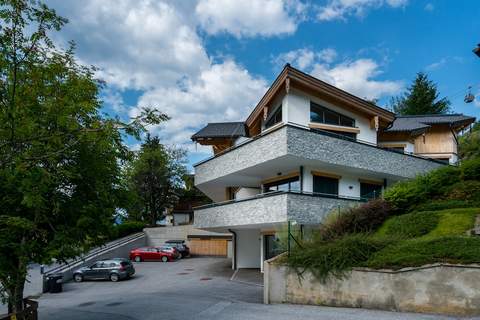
[24,258,480,320]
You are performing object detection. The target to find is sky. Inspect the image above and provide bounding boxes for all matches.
[45,0,480,170]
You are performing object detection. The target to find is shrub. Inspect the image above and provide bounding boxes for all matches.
[426,208,478,238]
[377,211,439,239]
[461,157,480,181]
[318,199,391,240]
[288,234,395,281]
[446,180,480,202]
[366,236,480,270]
[111,221,146,239]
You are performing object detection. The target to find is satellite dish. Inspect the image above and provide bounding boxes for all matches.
[465,86,475,103]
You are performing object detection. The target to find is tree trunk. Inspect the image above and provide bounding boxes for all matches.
[8,251,27,316]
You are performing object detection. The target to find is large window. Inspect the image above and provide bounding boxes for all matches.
[360,182,382,200]
[310,102,355,127]
[264,176,299,193]
[264,106,282,129]
[313,175,339,197]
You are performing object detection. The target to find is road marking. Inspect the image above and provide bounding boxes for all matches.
[197,301,232,317]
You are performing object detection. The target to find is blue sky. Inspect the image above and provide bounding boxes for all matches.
[47,0,480,170]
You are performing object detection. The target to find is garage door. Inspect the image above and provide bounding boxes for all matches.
[188,238,228,256]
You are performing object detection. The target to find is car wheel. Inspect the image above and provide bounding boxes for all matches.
[110,273,119,282]
[73,273,83,283]
[134,256,142,262]
[161,256,168,263]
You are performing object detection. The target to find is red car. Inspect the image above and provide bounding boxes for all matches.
[129,247,178,262]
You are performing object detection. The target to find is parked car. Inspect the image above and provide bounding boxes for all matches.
[164,240,190,258]
[73,259,135,282]
[129,246,178,262]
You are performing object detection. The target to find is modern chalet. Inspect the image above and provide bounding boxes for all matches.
[191,64,475,271]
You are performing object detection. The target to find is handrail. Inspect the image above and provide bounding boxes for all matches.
[45,232,145,275]
[193,122,449,167]
[194,190,365,211]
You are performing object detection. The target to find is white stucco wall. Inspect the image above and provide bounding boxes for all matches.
[236,229,261,268]
[234,136,250,146]
[283,89,378,144]
[235,187,261,200]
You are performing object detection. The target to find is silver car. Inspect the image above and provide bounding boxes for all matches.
[73,259,135,282]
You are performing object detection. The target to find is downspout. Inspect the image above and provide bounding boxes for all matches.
[228,229,237,270]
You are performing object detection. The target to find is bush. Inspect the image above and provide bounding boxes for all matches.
[377,211,439,239]
[446,180,480,202]
[426,208,478,238]
[461,157,480,181]
[111,221,146,239]
[288,234,395,281]
[318,199,391,240]
[366,236,480,270]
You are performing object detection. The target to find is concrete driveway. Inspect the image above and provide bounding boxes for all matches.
[36,257,478,320]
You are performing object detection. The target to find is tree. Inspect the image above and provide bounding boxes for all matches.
[459,122,480,160]
[390,72,451,115]
[126,135,186,226]
[0,0,167,314]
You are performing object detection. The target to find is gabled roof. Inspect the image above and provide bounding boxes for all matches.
[384,114,476,134]
[191,122,246,141]
[245,64,396,127]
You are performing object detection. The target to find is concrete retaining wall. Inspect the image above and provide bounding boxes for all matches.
[264,256,480,316]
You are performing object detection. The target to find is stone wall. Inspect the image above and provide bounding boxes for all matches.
[264,257,480,316]
[144,225,231,246]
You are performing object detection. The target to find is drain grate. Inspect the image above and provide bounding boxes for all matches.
[105,302,123,307]
[78,301,96,307]
[177,272,189,275]
[184,268,194,271]
[200,277,212,281]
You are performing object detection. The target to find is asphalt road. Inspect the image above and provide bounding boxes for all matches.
[25,257,480,320]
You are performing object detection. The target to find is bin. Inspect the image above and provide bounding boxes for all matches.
[47,274,63,293]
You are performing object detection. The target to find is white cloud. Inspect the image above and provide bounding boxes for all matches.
[424,3,434,11]
[273,47,402,100]
[425,58,447,71]
[195,0,305,38]
[273,48,338,69]
[311,59,403,100]
[132,60,267,151]
[316,0,408,21]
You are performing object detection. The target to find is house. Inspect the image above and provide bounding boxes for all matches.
[190,64,475,271]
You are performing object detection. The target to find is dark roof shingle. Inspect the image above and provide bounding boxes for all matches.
[385,114,475,133]
[191,122,246,140]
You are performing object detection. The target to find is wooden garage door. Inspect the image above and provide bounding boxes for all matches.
[189,239,227,256]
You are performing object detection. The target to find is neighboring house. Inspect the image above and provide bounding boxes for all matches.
[190,64,475,271]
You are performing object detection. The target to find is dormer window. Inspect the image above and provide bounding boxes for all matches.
[264,105,282,130]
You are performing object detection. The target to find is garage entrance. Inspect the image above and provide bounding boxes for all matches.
[188,236,231,256]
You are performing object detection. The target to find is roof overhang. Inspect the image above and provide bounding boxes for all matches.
[245,64,395,128]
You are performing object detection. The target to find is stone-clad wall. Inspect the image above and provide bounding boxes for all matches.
[194,127,289,185]
[287,126,443,179]
[194,192,360,229]
[194,125,444,187]
[194,193,289,229]
[287,193,358,224]
[264,257,480,316]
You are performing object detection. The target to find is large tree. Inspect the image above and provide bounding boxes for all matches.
[126,135,186,226]
[390,72,451,115]
[0,0,166,314]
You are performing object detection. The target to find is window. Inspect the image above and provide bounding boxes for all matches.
[264,106,282,129]
[313,175,338,197]
[264,235,283,260]
[264,176,299,193]
[360,182,382,200]
[310,102,355,128]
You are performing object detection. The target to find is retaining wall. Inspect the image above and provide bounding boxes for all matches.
[264,255,480,316]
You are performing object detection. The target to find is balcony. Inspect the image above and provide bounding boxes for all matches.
[194,124,445,188]
[194,191,361,230]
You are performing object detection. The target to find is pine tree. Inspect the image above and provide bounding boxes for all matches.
[390,72,451,115]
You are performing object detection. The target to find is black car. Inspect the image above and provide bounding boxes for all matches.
[164,240,190,258]
[73,259,135,282]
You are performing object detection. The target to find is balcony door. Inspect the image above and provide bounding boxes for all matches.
[313,175,339,197]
